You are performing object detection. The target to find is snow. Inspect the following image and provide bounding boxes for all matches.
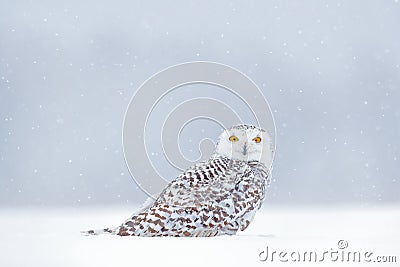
[1,205,399,267]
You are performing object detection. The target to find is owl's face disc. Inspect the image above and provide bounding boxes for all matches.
[215,125,274,168]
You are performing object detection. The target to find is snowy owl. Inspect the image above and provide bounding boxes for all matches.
[82,124,274,237]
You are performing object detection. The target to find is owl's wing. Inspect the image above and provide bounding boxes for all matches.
[156,157,242,207]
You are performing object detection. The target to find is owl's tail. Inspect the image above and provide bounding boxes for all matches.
[81,196,158,237]
[80,226,120,236]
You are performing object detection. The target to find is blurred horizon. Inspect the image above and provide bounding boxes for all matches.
[1,0,399,206]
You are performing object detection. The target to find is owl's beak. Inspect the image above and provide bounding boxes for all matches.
[242,142,248,155]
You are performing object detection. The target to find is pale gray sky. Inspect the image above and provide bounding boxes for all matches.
[1,0,399,206]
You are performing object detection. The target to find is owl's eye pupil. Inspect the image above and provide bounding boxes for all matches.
[253,137,262,143]
[229,135,239,142]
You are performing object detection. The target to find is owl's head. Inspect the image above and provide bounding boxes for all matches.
[215,124,274,167]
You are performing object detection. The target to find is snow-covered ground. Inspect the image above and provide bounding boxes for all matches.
[0,205,399,267]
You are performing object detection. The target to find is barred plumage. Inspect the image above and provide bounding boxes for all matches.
[82,124,274,237]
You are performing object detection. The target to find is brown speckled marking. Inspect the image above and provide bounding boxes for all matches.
[96,156,270,237]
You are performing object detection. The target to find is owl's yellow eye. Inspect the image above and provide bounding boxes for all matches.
[253,137,262,143]
[229,135,239,142]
